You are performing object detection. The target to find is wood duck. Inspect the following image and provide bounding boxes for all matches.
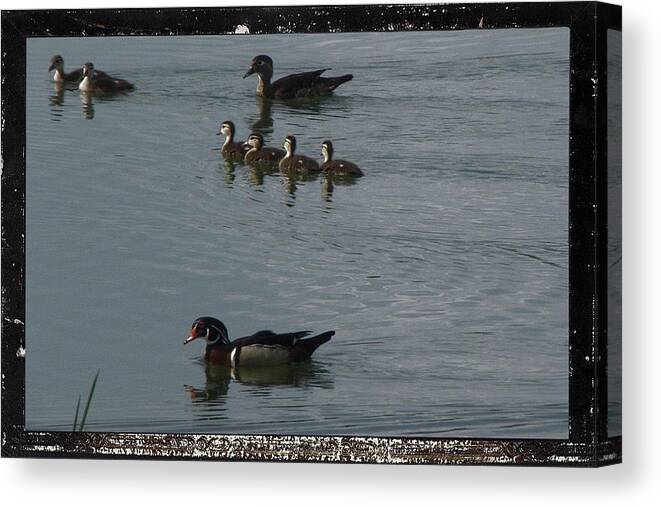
[217,121,249,161]
[49,55,83,83]
[279,136,321,174]
[184,317,334,368]
[320,140,364,176]
[243,55,353,99]
[78,62,134,93]
[49,55,109,84]
[245,133,285,167]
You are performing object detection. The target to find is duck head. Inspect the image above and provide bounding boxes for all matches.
[217,120,236,139]
[283,135,297,156]
[185,317,230,346]
[321,140,334,163]
[247,132,264,150]
[81,62,95,78]
[48,55,64,72]
[243,55,274,80]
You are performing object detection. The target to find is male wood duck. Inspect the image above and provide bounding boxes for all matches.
[279,135,321,173]
[320,140,364,176]
[245,133,285,167]
[79,62,134,93]
[184,317,334,367]
[217,121,249,161]
[243,55,353,99]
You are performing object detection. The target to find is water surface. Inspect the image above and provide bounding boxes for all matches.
[26,28,569,437]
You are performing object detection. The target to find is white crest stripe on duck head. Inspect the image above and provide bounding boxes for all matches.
[208,323,230,345]
[184,317,230,345]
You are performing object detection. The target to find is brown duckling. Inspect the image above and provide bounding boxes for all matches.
[279,136,321,174]
[217,121,249,161]
[320,141,363,177]
[245,133,286,167]
[49,55,83,83]
[243,55,353,99]
[78,62,134,93]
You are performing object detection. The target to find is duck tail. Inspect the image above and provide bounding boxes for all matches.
[327,74,353,91]
[292,331,335,360]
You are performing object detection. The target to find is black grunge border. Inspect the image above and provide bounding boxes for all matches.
[1,2,622,466]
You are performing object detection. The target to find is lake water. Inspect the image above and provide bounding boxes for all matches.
[26,28,569,437]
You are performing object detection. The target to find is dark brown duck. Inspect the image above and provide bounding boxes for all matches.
[320,140,364,177]
[279,136,321,174]
[78,62,134,93]
[217,121,249,161]
[245,133,286,167]
[243,55,353,99]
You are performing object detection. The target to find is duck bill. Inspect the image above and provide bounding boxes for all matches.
[48,63,55,71]
[184,330,199,345]
[243,68,255,79]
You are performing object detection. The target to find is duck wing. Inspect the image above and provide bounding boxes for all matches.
[233,330,313,348]
[93,69,112,80]
[271,68,331,98]
[64,68,84,81]
[94,76,135,92]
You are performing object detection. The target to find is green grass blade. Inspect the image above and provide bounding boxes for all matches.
[73,395,81,431]
[78,370,100,432]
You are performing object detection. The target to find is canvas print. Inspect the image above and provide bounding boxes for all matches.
[25,27,570,438]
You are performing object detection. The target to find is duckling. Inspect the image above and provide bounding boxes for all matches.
[46,56,76,84]
[49,55,83,83]
[279,136,321,174]
[217,121,249,161]
[243,55,353,99]
[320,140,364,177]
[78,62,134,93]
[245,133,285,167]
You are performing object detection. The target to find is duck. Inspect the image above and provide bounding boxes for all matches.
[244,133,285,167]
[243,55,353,99]
[217,121,249,161]
[78,62,134,93]
[184,317,334,368]
[49,55,111,84]
[320,140,364,176]
[279,135,321,174]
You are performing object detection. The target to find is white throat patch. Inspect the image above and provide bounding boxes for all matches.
[79,76,93,92]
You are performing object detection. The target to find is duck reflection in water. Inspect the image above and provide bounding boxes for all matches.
[247,165,279,187]
[282,171,322,206]
[49,84,65,107]
[220,160,238,186]
[48,85,66,122]
[185,361,334,404]
[79,92,95,120]
[247,95,274,136]
[247,94,345,140]
[321,172,361,201]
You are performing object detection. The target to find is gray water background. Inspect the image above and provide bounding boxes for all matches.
[26,28,569,437]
